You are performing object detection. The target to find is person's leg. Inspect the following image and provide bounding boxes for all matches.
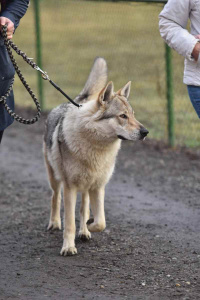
[0,130,3,144]
[187,85,200,118]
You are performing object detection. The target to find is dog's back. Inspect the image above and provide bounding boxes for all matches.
[44,103,68,149]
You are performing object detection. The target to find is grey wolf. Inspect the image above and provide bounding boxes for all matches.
[43,57,149,256]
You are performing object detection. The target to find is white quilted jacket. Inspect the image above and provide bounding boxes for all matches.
[159,0,200,86]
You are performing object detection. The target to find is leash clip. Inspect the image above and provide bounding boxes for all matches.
[34,66,50,80]
[41,72,49,80]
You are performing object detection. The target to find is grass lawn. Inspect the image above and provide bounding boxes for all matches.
[12,0,200,147]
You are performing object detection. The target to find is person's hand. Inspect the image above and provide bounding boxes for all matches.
[192,41,200,61]
[0,17,14,39]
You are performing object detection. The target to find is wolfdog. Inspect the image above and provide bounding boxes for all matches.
[43,57,148,256]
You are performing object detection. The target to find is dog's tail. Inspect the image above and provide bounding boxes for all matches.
[76,57,108,102]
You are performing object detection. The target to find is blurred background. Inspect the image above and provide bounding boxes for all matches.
[12,0,200,147]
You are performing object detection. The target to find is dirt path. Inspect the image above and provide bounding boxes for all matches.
[0,108,200,300]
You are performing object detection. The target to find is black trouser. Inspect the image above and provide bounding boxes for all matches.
[0,130,3,144]
[0,36,15,131]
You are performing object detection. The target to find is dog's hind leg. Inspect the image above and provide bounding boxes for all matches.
[79,192,91,241]
[87,187,106,232]
[60,183,77,256]
[44,153,61,231]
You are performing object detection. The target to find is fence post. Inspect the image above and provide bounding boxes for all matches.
[165,44,174,147]
[33,0,44,111]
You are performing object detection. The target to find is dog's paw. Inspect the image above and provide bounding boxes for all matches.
[60,246,77,256]
[78,230,91,241]
[47,219,61,231]
[87,218,106,232]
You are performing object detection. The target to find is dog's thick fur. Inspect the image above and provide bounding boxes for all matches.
[43,57,148,256]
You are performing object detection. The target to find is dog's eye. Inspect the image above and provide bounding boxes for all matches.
[120,114,128,119]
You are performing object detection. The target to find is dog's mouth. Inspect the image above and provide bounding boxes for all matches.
[118,135,148,141]
[117,135,128,141]
[139,136,146,141]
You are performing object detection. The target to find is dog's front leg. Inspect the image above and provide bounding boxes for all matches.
[60,184,77,256]
[87,187,106,232]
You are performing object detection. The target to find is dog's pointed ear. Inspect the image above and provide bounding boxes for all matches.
[117,81,131,99]
[98,81,114,105]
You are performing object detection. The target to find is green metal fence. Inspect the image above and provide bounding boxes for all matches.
[33,0,44,111]
[13,0,200,147]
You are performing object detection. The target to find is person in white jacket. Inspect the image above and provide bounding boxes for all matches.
[159,0,200,118]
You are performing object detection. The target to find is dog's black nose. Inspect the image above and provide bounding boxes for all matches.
[140,127,149,138]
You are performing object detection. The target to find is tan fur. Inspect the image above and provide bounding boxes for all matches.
[44,144,61,231]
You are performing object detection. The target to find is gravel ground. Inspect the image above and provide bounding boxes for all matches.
[0,107,200,300]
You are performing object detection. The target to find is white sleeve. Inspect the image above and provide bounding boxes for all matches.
[159,0,198,60]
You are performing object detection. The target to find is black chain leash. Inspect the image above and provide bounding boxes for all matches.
[0,25,80,125]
